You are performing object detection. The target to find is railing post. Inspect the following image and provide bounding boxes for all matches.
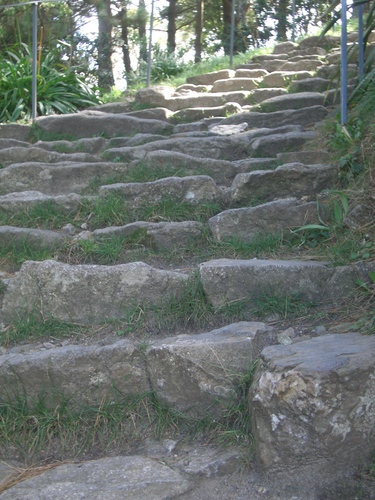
[341,0,348,125]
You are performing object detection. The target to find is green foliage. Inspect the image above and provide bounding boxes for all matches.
[0,239,56,270]
[0,45,100,123]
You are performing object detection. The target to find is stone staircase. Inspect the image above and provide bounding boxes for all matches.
[1,35,375,499]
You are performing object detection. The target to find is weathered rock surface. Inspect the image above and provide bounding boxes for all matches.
[99,175,223,206]
[172,102,242,123]
[230,163,337,203]
[0,161,127,195]
[186,69,235,85]
[0,147,99,167]
[208,199,319,242]
[257,92,326,111]
[35,137,109,155]
[2,260,189,325]
[199,259,374,308]
[146,322,275,417]
[0,339,148,406]
[35,112,173,138]
[0,456,191,499]
[0,226,65,247]
[250,333,375,472]
[248,131,317,157]
[0,191,84,213]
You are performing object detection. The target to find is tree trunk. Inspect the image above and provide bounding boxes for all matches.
[222,0,232,55]
[194,0,204,62]
[276,0,289,41]
[96,0,114,90]
[120,6,132,74]
[138,0,147,62]
[167,0,177,53]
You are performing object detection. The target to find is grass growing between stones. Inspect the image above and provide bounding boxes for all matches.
[0,240,56,271]
[0,377,254,469]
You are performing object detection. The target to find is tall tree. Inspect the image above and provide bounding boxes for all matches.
[167,0,178,52]
[194,0,204,62]
[120,2,132,74]
[138,0,147,62]
[94,0,115,89]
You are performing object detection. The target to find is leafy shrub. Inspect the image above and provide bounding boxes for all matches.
[150,44,187,82]
[0,44,101,122]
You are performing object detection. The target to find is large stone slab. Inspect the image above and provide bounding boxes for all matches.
[248,131,318,158]
[0,339,148,406]
[99,175,223,206]
[230,163,337,203]
[288,77,333,93]
[0,123,30,141]
[161,91,252,111]
[103,126,300,162]
[199,259,373,308]
[247,88,287,104]
[250,333,375,472]
[128,151,237,185]
[211,77,259,92]
[172,102,241,123]
[208,199,319,242]
[218,106,328,129]
[35,111,173,138]
[0,146,99,167]
[186,69,235,85]
[93,220,204,250]
[261,71,313,88]
[279,59,325,72]
[146,322,275,417]
[0,226,65,247]
[0,456,191,499]
[2,260,189,325]
[257,92,326,112]
[35,137,109,155]
[0,161,127,195]
[0,191,84,213]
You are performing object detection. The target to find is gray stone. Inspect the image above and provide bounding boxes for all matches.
[235,69,268,78]
[208,199,319,242]
[288,77,333,93]
[35,137,108,155]
[257,92,326,112]
[128,150,237,185]
[279,60,325,72]
[173,122,208,133]
[199,259,374,308]
[220,106,328,129]
[186,69,235,85]
[298,35,341,50]
[0,161,127,195]
[35,112,173,138]
[0,191,84,213]
[174,446,242,478]
[103,126,301,163]
[0,139,30,150]
[0,123,30,141]
[134,85,175,106]
[261,71,313,88]
[0,339,148,406]
[146,322,275,417]
[212,78,259,93]
[0,456,191,499]
[253,54,289,62]
[273,41,298,54]
[233,158,277,173]
[260,59,291,72]
[93,220,204,250]
[172,102,242,123]
[248,131,318,158]
[276,150,330,165]
[0,226,65,247]
[161,91,253,111]
[2,260,189,325]
[175,84,212,93]
[99,175,223,206]
[247,88,287,103]
[209,122,248,135]
[118,133,167,147]
[250,333,375,472]
[125,107,174,121]
[230,163,337,203]
[0,146,100,168]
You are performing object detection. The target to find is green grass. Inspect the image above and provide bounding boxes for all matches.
[0,239,57,270]
[1,311,85,346]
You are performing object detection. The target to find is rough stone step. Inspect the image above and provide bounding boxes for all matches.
[216,105,328,130]
[235,68,268,78]
[288,77,336,93]
[0,146,100,168]
[35,111,173,138]
[0,139,30,150]
[279,59,325,72]
[0,320,273,417]
[92,220,204,250]
[2,260,190,326]
[276,150,330,164]
[0,161,127,195]
[199,259,375,309]
[157,91,254,111]
[0,191,84,213]
[255,92,327,112]
[208,198,319,243]
[230,162,337,203]
[239,87,287,104]
[34,137,109,155]
[186,69,235,85]
[261,70,314,88]
[99,175,224,206]
[211,77,259,93]
[0,456,191,500]
[247,130,318,158]
[250,332,375,473]
[103,125,302,162]
[128,151,238,185]
[0,226,65,248]
[171,102,242,123]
